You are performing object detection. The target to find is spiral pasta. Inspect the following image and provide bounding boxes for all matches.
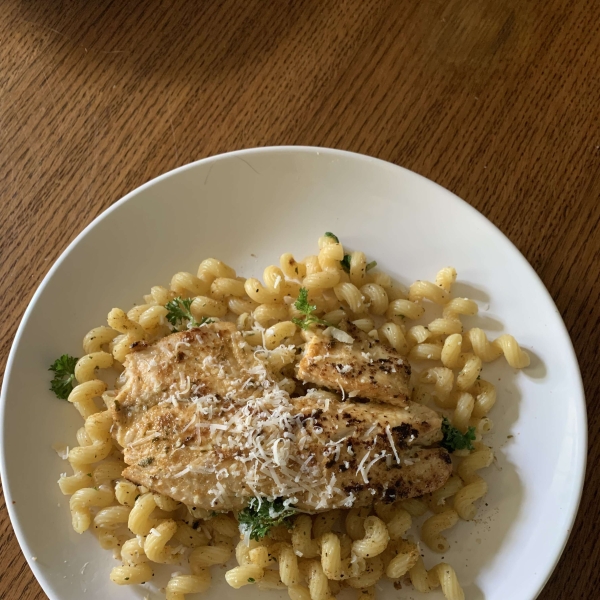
[409,280,450,305]
[171,272,210,297]
[292,514,320,558]
[428,475,464,513]
[352,516,389,559]
[385,540,420,579]
[379,322,409,355]
[420,367,454,403]
[225,564,265,588]
[470,378,497,417]
[435,267,457,292]
[197,258,236,285]
[421,509,459,553]
[456,354,482,390]
[454,445,494,520]
[318,242,344,271]
[467,328,530,367]
[166,568,211,600]
[55,237,530,600]
[280,253,306,280]
[410,558,464,600]
[110,538,153,585]
[408,341,443,361]
[333,282,365,314]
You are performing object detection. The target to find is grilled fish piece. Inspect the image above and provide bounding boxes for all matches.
[297,323,412,406]
[109,324,451,512]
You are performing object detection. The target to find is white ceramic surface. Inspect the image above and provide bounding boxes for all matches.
[0,147,586,600]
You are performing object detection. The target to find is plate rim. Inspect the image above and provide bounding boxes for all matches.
[0,145,588,600]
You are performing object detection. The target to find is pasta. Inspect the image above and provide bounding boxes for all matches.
[352,516,389,558]
[421,510,459,552]
[52,234,531,600]
[385,539,420,579]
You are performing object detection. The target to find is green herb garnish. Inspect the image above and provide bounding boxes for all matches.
[441,417,476,453]
[238,497,297,541]
[292,288,330,330]
[340,254,352,273]
[165,296,213,330]
[248,578,255,583]
[49,354,79,400]
[324,232,339,243]
[340,255,376,273]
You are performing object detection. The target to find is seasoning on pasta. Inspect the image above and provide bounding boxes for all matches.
[50,232,530,599]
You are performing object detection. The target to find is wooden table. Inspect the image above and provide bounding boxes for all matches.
[1,0,598,598]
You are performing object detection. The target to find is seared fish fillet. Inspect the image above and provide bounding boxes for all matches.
[109,323,451,512]
[297,323,411,406]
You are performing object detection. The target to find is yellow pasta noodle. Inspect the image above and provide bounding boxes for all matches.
[346,556,384,589]
[409,280,450,305]
[318,242,344,270]
[292,514,320,558]
[409,341,443,361]
[197,258,236,285]
[83,326,117,354]
[144,519,179,564]
[190,295,228,318]
[420,367,454,403]
[171,271,210,297]
[211,277,246,299]
[385,298,424,320]
[435,267,457,292]
[456,353,482,390]
[379,322,409,355]
[348,251,368,287]
[385,540,420,579]
[470,378,497,417]
[360,283,389,315]
[452,392,475,433]
[333,282,365,313]
[442,297,478,319]
[280,253,306,280]
[225,564,265,589]
[421,509,459,553]
[166,568,211,600]
[352,516,389,559]
[110,558,153,586]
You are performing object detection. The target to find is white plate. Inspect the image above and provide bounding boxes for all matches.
[0,147,586,600]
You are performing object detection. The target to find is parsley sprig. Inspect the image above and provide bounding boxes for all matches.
[238,497,297,541]
[165,296,213,331]
[292,288,330,330]
[49,354,79,400]
[441,417,476,452]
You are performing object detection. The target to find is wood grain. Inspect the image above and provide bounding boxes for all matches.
[0,0,598,598]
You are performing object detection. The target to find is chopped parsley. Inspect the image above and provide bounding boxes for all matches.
[292,288,330,330]
[341,255,377,273]
[237,497,297,541]
[165,296,213,331]
[324,232,339,243]
[138,456,155,467]
[340,254,352,273]
[49,354,79,400]
[247,578,255,583]
[441,417,476,453]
